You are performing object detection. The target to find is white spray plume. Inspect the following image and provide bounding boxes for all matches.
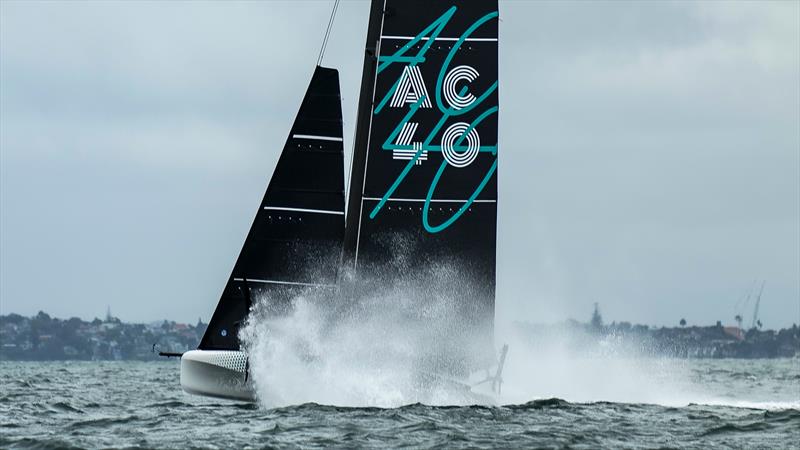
[239,237,796,410]
[239,262,496,408]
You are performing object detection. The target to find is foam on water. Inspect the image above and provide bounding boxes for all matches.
[494,326,799,410]
[694,400,800,411]
[240,288,799,410]
[240,284,493,408]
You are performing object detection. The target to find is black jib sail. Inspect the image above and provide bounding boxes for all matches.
[342,1,499,368]
[200,66,345,350]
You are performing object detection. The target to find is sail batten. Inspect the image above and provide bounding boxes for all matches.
[380,35,498,42]
[361,196,496,203]
[263,206,344,216]
[292,134,344,142]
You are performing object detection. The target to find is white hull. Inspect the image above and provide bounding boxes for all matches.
[179,349,504,405]
[180,350,255,402]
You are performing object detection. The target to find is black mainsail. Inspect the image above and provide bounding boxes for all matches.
[342,0,499,369]
[200,66,345,350]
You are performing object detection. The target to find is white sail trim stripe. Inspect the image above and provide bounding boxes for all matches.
[393,142,427,165]
[233,278,336,288]
[396,122,418,146]
[392,151,427,155]
[393,155,428,161]
[381,35,497,42]
[292,134,343,142]
[263,206,344,215]
[408,68,431,108]
[390,66,431,108]
[362,197,496,203]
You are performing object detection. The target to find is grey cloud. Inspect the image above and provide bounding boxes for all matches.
[1,1,797,329]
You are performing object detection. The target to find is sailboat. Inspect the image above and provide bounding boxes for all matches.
[178,0,501,403]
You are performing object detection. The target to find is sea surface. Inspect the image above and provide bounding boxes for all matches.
[1,359,798,449]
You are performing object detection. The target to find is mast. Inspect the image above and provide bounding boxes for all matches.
[342,0,386,274]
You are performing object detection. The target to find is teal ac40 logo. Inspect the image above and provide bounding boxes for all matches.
[368,6,499,233]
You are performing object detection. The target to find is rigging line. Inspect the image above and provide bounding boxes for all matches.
[317,0,341,66]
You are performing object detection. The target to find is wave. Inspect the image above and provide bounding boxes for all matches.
[690,399,800,411]
[0,437,88,450]
[49,401,85,414]
[143,400,190,408]
[66,415,141,429]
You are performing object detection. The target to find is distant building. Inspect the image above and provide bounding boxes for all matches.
[724,326,744,341]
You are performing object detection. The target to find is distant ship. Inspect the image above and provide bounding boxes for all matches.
[178,0,503,402]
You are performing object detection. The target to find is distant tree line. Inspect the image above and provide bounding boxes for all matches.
[517,305,799,359]
[0,311,207,361]
[2,309,798,361]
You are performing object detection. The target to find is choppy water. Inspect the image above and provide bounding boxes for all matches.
[1,359,798,449]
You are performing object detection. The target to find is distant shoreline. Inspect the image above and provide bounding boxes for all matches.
[1,311,205,362]
[1,311,798,361]
[513,319,799,359]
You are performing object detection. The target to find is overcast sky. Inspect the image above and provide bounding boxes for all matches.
[1,1,798,328]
